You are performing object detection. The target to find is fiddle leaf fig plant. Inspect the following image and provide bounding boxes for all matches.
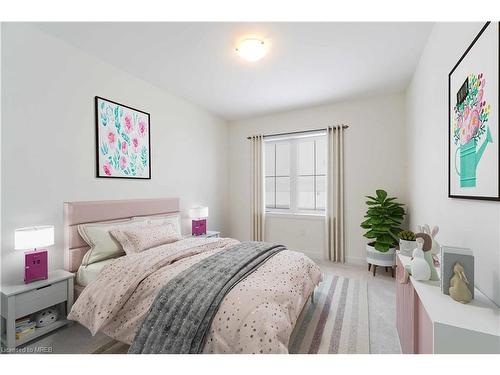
[360,189,405,252]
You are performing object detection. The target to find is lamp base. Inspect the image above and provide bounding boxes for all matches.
[24,249,48,284]
[192,219,207,236]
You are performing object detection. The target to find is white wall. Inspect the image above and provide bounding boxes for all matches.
[0,23,3,284]
[228,94,408,263]
[406,22,500,306]
[1,24,229,283]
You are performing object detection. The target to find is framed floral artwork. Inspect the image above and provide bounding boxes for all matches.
[449,22,499,200]
[95,96,151,179]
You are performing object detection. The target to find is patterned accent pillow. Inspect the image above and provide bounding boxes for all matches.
[110,222,183,254]
[78,218,148,266]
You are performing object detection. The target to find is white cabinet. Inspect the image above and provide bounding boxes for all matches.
[1,270,74,350]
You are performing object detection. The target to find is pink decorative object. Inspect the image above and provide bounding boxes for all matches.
[189,206,209,236]
[15,226,53,284]
[24,249,48,284]
[192,219,207,236]
[396,255,433,354]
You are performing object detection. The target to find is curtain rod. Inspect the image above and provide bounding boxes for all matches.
[246,125,349,140]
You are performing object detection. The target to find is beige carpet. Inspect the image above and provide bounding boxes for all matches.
[92,275,369,354]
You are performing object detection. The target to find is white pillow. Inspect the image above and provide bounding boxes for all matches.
[132,214,181,236]
[78,218,148,266]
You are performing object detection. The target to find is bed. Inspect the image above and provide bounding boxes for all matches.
[64,198,321,354]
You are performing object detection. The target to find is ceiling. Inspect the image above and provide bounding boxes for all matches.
[36,22,433,121]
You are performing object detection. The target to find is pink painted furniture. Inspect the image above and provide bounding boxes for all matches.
[396,255,433,354]
[24,249,48,283]
[192,219,207,236]
[395,254,499,354]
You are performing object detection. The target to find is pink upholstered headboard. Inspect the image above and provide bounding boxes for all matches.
[63,198,180,273]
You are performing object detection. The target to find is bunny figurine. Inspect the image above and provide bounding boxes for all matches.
[406,239,431,281]
[418,224,441,255]
[449,262,472,304]
[429,226,440,255]
[400,233,434,284]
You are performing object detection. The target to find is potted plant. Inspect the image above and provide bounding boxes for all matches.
[398,230,417,256]
[360,189,405,275]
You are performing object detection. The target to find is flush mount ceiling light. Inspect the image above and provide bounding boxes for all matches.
[235,38,267,62]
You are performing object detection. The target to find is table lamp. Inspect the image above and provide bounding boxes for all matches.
[189,207,209,236]
[15,226,54,284]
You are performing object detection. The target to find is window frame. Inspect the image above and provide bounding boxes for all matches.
[264,133,327,216]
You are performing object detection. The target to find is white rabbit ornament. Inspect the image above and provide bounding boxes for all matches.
[401,233,434,284]
[408,240,431,281]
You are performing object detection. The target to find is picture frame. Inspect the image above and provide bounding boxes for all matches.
[448,22,500,201]
[95,96,151,179]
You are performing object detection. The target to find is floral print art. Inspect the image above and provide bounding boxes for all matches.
[96,97,150,178]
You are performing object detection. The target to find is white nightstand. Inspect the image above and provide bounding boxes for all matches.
[1,269,74,350]
[185,231,221,239]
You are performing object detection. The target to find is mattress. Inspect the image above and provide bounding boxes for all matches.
[76,258,117,286]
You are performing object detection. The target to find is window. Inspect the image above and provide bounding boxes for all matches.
[265,141,290,209]
[265,134,326,214]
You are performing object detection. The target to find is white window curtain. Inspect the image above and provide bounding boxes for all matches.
[325,125,346,262]
[251,135,265,241]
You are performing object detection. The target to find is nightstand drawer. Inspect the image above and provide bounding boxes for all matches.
[15,280,67,318]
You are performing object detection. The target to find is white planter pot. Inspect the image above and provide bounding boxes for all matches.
[366,243,396,267]
[399,239,417,257]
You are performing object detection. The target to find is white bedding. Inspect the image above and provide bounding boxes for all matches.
[76,258,117,286]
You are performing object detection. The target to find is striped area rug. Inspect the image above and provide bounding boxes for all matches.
[289,274,370,354]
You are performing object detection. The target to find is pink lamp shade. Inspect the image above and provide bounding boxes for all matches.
[189,207,208,236]
[15,226,54,284]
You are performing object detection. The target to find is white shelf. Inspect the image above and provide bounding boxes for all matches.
[1,269,74,349]
[1,319,70,347]
[397,253,500,337]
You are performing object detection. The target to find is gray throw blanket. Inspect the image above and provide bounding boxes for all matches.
[128,241,285,354]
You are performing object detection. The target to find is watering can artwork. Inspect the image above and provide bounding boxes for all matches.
[453,73,493,188]
[455,125,492,187]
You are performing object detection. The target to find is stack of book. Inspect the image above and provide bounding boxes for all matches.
[15,317,36,340]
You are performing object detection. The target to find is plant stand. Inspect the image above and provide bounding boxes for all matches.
[368,263,395,277]
[366,244,396,277]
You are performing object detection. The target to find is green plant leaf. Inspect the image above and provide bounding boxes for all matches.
[361,189,406,252]
[373,225,391,232]
[376,189,387,201]
[374,242,390,252]
[360,219,372,228]
[364,230,377,239]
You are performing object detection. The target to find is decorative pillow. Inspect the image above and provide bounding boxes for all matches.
[78,218,148,266]
[132,213,181,236]
[110,222,183,254]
